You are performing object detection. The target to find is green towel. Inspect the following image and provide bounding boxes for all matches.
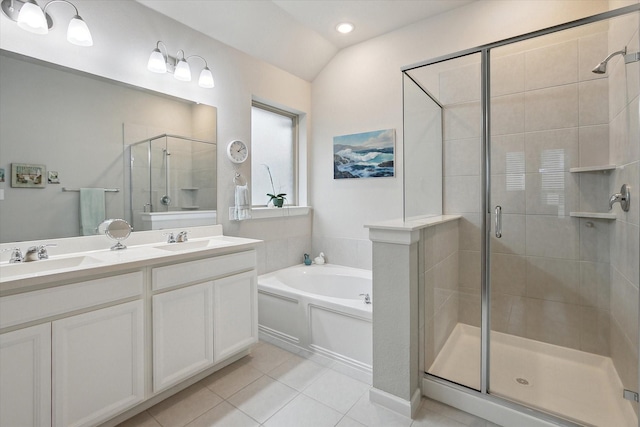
[80,188,106,235]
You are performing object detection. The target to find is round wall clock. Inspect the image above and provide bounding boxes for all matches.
[226,140,248,164]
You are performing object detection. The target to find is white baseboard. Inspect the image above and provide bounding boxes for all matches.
[369,387,421,418]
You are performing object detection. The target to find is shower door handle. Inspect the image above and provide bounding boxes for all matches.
[495,205,502,238]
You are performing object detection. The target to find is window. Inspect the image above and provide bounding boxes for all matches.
[251,102,297,206]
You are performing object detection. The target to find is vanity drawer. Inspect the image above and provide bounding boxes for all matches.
[0,271,143,329]
[152,250,256,291]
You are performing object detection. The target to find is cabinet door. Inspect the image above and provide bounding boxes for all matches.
[53,300,144,427]
[152,282,214,392]
[212,271,258,361]
[0,323,51,427]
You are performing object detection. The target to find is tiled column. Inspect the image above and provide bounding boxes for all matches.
[367,225,421,418]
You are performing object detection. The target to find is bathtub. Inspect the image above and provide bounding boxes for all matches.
[257,264,372,379]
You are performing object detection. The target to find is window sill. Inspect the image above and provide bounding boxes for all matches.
[229,206,311,221]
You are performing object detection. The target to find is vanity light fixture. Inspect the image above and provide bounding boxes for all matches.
[336,22,355,34]
[147,41,215,89]
[1,0,93,46]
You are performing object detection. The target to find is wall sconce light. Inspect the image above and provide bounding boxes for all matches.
[147,41,215,89]
[1,0,93,46]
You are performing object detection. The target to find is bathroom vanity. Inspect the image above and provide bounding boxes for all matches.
[0,225,260,427]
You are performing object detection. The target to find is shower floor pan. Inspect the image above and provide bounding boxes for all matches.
[428,323,636,427]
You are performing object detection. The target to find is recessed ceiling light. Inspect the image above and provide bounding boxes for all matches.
[336,22,355,34]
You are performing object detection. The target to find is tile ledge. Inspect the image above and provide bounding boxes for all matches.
[569,212,616,220]
[248,206,311,220]
[365,215,461,232]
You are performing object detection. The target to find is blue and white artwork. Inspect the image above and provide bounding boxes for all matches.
[333,129,395,179]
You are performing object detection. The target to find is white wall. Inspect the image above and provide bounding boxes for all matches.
[311,0,611,269]
[0,0,312,272]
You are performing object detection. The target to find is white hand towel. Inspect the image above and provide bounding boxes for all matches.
[234,184,250,220]
[80,188,106,235]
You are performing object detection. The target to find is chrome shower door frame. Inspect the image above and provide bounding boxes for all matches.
[403,3,640,426]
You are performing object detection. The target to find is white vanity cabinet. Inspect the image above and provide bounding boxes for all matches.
[212,271,257,362]
[152,282,215,392]
[0,271,144,427]
[151,250,258,393]
[52,300,145,427]
[0,323,52,427]
[0,235,260,427]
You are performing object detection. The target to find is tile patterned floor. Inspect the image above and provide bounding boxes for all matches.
[117,341,500,427]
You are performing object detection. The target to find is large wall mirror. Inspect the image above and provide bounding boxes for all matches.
[0,50,217,243]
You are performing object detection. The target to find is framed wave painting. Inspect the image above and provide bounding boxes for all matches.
[333,129,395,179]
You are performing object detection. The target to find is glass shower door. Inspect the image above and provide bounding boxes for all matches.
[487,14,639,426]
[407,52,484,392]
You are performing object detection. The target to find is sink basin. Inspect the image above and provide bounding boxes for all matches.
[155,240,224,252]
[0,256,102,279]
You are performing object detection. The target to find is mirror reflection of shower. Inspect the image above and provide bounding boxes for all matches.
[128,134,217,231]
[161,148,171,207]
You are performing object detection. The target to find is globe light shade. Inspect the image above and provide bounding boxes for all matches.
[17,1,48,34]
[198,67,214,88]
[147,49,167,73]
[174,58,191,81]
[67,15,93,46]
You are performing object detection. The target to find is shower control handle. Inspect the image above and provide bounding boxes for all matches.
[495,205,502,238]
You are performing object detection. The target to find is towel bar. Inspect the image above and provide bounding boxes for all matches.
[62,187,119,192]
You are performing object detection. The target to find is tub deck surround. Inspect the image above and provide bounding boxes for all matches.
[257,264,373,383]
[365,215,461,419]
[0,225,260,294]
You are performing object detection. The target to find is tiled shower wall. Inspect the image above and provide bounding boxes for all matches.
[420,220,459,371]
[442,28,616,354]
[608,9,640,405]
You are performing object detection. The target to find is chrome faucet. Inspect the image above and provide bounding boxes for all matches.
[359,293,372,305]
[176,231,189,243]
[163,232,176,243]
[24,244,57,262]
[8,248,24,263]
[609,184,630,212]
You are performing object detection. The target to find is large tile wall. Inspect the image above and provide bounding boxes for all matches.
[608,9,640,407]
[311,236,373,271]
[443,28,616,355]
[421,220,459,372]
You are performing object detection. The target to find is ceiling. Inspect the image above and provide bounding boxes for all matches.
[136,0,476,82]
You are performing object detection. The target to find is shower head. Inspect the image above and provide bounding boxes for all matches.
[592,47,627,74]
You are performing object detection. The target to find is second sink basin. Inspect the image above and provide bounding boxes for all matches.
[155,239,226,252]
[1,255,102,279]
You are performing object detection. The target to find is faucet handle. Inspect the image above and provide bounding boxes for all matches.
[176,231,189,243]
[37,244,57,260]
[3,247,24,263]
[163,232,176,243]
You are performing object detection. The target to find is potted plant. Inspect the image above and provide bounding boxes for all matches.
[264,164,286,208]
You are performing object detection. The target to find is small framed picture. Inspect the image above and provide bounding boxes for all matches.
[0,168,5,183]
[11,163,46,188]
[48,170,60,184]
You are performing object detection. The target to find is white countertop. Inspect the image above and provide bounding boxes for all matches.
[0,226,261,295]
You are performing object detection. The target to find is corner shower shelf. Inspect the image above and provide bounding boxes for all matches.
[569,212,616,220]
[569,165,616,173]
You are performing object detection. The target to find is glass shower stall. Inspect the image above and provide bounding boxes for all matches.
[404,5,639,426]
[129,134,217,231]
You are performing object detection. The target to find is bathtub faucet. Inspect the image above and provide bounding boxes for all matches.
[359,293,371,304]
